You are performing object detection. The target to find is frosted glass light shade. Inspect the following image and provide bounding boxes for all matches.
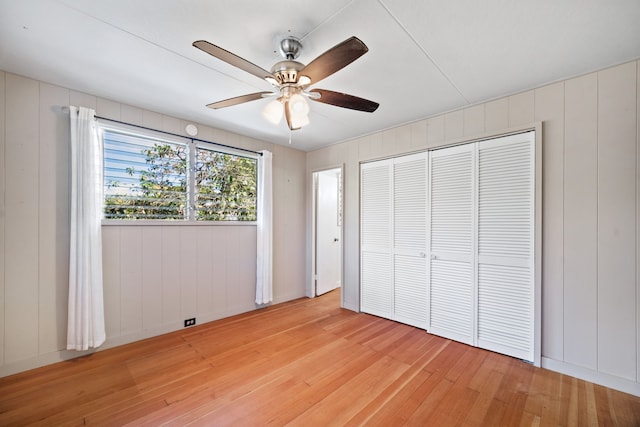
[289,93,309,116]
[263,99,283,124]
[290,113,310,129]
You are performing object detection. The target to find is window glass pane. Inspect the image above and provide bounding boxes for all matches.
[195,147,257,221]
[103,130,187,220]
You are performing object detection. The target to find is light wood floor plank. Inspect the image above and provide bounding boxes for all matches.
[1,289,639,426]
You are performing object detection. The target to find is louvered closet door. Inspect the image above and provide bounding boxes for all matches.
[428,144,475,345]
[477,132,535,362]
[393,153,428,328]
[360,160,393,319]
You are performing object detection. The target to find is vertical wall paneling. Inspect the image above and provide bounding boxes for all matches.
[383,128,405,156]
[210,227,229,315]
[463,105,485,137]
[102,226,121,338]
[119,226,143,333]
[535,82,565,360]
[274,147,305,302]
[180,226,198,319]
[637,59,640,384]
[121,104,143,125]
[96,97,121,120]
[444,110,464,140]
[366,132,384,161]
[409,120,428,150]
[508,91,534,127]
[225,227,254,314]
[237,226,257,307]
[4,74,40,363]
[395,126,412,156]
[597,62,637,381]
[485,98,509,132]
[0,71,5,366]
[426,115,445,147]
[143,110,163,129]
[225,227,242,312]
[161,226,182,324]
[141,226,162,329]
[195,227,215,317]
[38,83,70,354]
[344,141,360,309]
[69,91,96,111]
[162,115,181,135]
[564,73,598,369]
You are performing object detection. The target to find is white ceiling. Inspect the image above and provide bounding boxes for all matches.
[1,0,639,151]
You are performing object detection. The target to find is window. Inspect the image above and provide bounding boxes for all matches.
[102,129,257,222]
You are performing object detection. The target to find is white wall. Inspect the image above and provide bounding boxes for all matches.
[307,60,640,396]
[0,71,307,377]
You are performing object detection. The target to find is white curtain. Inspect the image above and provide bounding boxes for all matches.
[256,150,273,304]
[67,106,106,350]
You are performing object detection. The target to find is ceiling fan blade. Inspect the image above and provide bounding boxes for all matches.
[284,100,301,130]
[309,89,379,113]
[300,36,368,86]
[206,92,272,109]
[193,40,276,82]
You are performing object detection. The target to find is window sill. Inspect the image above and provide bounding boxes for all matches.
[101,220,257,226]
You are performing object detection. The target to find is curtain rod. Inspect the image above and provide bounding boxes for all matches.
[94,115,263,156]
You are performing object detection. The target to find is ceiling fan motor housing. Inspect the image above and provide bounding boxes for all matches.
[271,60,305,85]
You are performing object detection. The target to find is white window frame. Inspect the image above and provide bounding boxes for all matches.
[99,123,258,226]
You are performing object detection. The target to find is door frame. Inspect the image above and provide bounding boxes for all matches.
[311,165,344,302]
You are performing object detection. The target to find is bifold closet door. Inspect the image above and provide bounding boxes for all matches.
[427,131,536,363]
[393,153,428,328]
[428,144,475,345]
[360,154,428,327]
[476,132,535,362]
[360,160,393,319]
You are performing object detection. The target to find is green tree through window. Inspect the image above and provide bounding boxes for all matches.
[103,130,257,221]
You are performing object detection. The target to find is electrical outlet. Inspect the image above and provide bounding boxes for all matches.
[184,318,196,327]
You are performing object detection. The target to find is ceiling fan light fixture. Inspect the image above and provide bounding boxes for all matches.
[289,93,309,116]
[290,112,310,129]
[193,35,379,136]
[263,99,284,124]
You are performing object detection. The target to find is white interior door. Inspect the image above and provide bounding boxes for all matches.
[315,168,342,296]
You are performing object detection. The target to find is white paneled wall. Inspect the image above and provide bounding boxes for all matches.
[0,71,306,377]
[307,60,640,396]
[102,225,258,343]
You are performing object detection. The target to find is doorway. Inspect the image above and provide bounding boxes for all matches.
[313,167,343,297]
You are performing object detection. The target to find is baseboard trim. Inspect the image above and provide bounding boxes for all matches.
[542,357,640,397]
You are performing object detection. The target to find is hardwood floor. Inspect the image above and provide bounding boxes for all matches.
[1,290,639,426]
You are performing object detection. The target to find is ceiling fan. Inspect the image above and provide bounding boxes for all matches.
[193,36,379,131]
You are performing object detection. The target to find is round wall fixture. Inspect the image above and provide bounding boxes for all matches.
[185,123,198,136]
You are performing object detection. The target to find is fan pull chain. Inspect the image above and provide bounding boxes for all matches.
[288,127,292,144]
